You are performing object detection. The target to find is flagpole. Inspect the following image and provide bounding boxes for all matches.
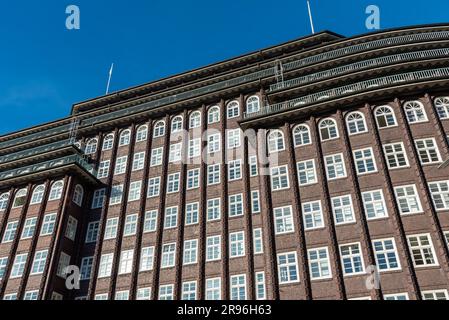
[106,63,114,95]
[307,1,315,34]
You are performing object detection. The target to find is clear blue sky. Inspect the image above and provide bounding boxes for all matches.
[0,0,448,135]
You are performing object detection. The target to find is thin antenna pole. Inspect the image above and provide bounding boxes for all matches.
[307,1,315,34]
[106,63,114,95]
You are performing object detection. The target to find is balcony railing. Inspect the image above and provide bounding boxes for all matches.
[0,140,74,164]
[1,30,449,150]
[244,67,449,119]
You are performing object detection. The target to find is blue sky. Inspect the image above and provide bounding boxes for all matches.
[0,0,448,135]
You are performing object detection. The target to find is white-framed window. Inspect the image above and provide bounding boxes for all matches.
[85,221,99,243]
[375,106,397,128]
[3,293,18,300]
[189,111,201,129]
[30,185,45,205]
[104,217,119,240]
[228,159,242,181]
[277,252,299,284]
[346,112,367,135]
[167,173,180,193]
[123,214,138,236]
[434,96,449,119]
[274,206,294,235]
[94,294,108,300]
[302,201,324,230]
[153,120,166,138]
[169,143,182,163]
[91,188,106,209]
[384,293,409,300]
[109,184,124,205]
[188,139,201,158]
[30,250,48,275]
[227,101,240,119]
[206,278,221,300]
[49,181,64,201]
[85,138,98,155]
[0,257,7,280]
[72,185,84,207]
[208,106,220,124]
[12,189,27,208]
[98,253,114,278]
[143,210,158,233]
[128,181,142,202]
[171,116,183,133]
[319,118,339,141]
[80,256,94,280]
[249,156,258,177]
[183,239,198,265]
[185,202,199,225]
[114,156,128,175]
[229,231,245,258]
[206,235,221,262]
[207,198,221,221]
[444,231,449,249]
[230,274,247,300]
[147,177,161,198]
[324,153,346,180]
[362,190,388,220]
[251,190,261,214]
[246,95,260,114]
[119,129,131,146]
[428,181,449,210]
[0,193,9,211]
[182,281,197,300]
[3,221,18,243]
[250,272,265,302]
[10,253,28,278]
[253,228,263,255]
[270,165,290,191]
[340,243,365,276]
[267,130,285,153]
[132,152,145,171]
[136,125,148,142]
[407,233,438,267]
[65,216,78,241]
[297,160,317,186]
[137,287,151,300]
[422,290,449,300]
[227,129,241,149]
[118,249,134,274]
[115,291,130,300]
[404,101,428,123]
[161,243,176,268]
[41,213,57,236]
[308,247,332,280]
[415,138,442,164]
[102,133,114,150]
[394,185,423,214]
[383,142,409,169]
[373,238,401,272]
[21,217,37,239]
[293,124,311,147]
[164,206,178,229]
[159,284,174,300]
[353,147,377,175]
[331,195,355,225]
[229,194,243,217]
[56,252,71,278]
[140,246,155,271]
[207,164,221,185]
[24,291,39,301]
[150,147,164,167]
[207,133,221,153]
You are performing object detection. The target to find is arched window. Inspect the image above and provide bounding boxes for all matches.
[435,97,449,120]
[73,185,84,207]
[208,106,220,124]
[136,125,148,142]
[267,130,285,153]
[0,193,9,211]
[404,101,427,123]
[102,134,114,151]
[346,112,367,135]
[84,138,98,155]
[171,116,183,133]
[30,185,46,205]
[319,118,339,141]
[293,125,311,147]
[153,121,166,138]
[13,189,27,208]
[375,106,397,128]
[49,181,64,201]
[189,111,201,129]
[227,101,240,119]
[246,96,260,114]
[119,130,131,146]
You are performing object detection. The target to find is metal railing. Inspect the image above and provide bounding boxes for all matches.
[244,67,449,119]
[0,140,74,164]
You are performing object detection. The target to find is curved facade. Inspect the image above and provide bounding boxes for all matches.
[1,24,449,300]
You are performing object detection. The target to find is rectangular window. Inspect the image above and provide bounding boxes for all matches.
[206,278,221,300]
[340,243,365,275]
[30,250,48,275]
[394,185,423,214]
[422,290,449,300]
[274,206,294,235]
[132,152,145,171]
[253,228,264,254]
[143,210,158,233]
[277,252,299,284]
[187,168,200,190]
[115,291,130,300]
[65,216,78,241]
[95,294,108,300]
[183,239,198,265]
[85,221,100,243]
[207,198,221,221]
[227,129,241,149]
[41,213,57,236]
[56,252,71,278]
[161,243,176,268]
[251,191,261,214]
[150,147,164,167]
[137,288,151,300]
[407,234,438,267]
[249,156,258,177]
[415,138,441,164]
[97,160,110,178]
[80,256,94,280]
[119,249,134,274]
[331,195,355,225]
[353,147,377,174]
[383,143,409,169]
[208,134,220,153]
[297,160,317,186]
[0,257,8,280]
[206,235,221,262]
[444,231,449,249]
[228,159,242,181]
[270,165,290,191]
[229,194,243,217]
[140,246,155,271]
[147,177,161,198]
[185,202,199,225]
[384,293,409,300]
[169,143,182,163]
[362,190,388,220]
[188,139,201,158]
[373,238,401,272]
[255,272,266,300]
[159,284,174,300]
[123,214,138,236]
[128,181,142,202]
[10,253,27,278]
[114,156,128,175]
[182,281,197,300]
[207,164,221,185]
[109,184,124,205]
[164,207,178,229]
[92,188,106,209]
[21,217,37,239]
[167,173,180,193]
[308,247,331,280]
[230,275,247,300]
[229,231,245,258]
[3,221,18,243]
[104,217,119,240]
[24,291,39,301]
[302,201,324,230]
[324,153,346,180]
[429,181,449,211]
